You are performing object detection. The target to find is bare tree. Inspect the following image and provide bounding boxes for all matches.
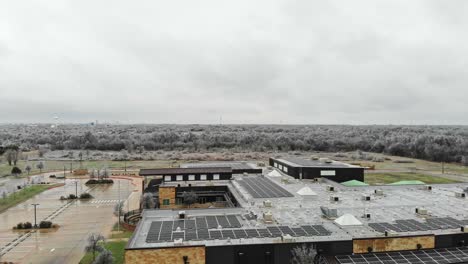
[291,244,317,264]
[85,233,105,261]
[114,201,124,217]
[92,249,114,264]
[182,191,198,208]
[36,162,44,174]
[5,149,19,166]
[25,165,32,175]
[140,193,155,209]
[78,151,83,168]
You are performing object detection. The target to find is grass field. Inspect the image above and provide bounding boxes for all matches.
[0,160,182,177]
[79,241,126,264]
[365,172,460,185]
[0,184,62,213]
[110,222,134,239]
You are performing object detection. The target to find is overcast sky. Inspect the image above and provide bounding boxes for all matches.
[1,0,467,125]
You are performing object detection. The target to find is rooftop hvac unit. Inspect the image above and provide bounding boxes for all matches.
[461,226,468,233]
[385,231,398,237]
[311,156,319,160]
[330,196,340,202]
[425,185,432,191]
[363,213,371,219]
[263,200,272,207]
[361,195,371,201]
[327,185,335,192]
[263,211,274,223]
[320,206,338,218]
[455,192,466,198]
[313,178,321,182]
[320,158,332,163]
[415,208,428,215]
[374,190,384,196]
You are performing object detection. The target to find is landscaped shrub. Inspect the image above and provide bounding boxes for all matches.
[85,179,114,185]
[16,223,24,229]
[79,193,93,199]
[68,194,77,199]
[23,222,32,229]
[11,167,22,175]
[39,221,52,228]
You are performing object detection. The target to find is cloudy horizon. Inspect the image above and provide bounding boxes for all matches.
[1,0,467,125]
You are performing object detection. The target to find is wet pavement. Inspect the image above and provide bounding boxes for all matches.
[0,178,133,264]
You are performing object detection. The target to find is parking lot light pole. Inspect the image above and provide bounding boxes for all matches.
[31,203,39,228]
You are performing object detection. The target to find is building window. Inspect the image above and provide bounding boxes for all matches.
[163,199,170,205]
[273,162,277,168]
[280,165,283,170]
[321,170,336,176]
[200,174,207,180]
[284,167,288,173]
[175,198,183,205]
[213,174,220,180]
[176,175,183,181]
[164,176,171,182]
[188,175,195,181]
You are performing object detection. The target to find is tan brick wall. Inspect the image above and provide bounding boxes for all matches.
[125,246,205,264]
[159,187,176,209]
[353,235,435,253]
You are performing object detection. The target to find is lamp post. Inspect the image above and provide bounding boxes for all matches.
[75,181,78,198]
[118,180,121,231]
[31,203,39,228]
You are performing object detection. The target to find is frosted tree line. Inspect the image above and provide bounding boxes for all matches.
[1,124,468,163]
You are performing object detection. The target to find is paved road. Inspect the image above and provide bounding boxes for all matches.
[0,178,132,264]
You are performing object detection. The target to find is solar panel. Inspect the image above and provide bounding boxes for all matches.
[206,216,218,228]
[227,215,242,228]
[221,230,235,239]
[245,229,260,238]
[238,177,293,198]
[197,229,210,240]
[257,228,272,237]
[216,216,230,228]
[209,230,222,240]
[196,217,208,229]
[234,229,247,239]
[369,218,468,233]
[172,232,184,240]
[185,220,196,230]
[185,229,197,241]
[173,220,184,230]
[336,247,468,264]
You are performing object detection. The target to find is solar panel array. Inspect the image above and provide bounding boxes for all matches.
[146,216,330,243]
[336,247,468,264]
[369,217,468,233]
[238,177,294,198]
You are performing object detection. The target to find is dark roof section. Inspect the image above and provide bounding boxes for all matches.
[139,167,232,176]
[275,157,358,168]
[182,162,262,174]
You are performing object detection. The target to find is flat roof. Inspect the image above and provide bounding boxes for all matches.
[273,157,361,168]
[129,169,468,250]
[181,162,259,171]
[139,167,232,176]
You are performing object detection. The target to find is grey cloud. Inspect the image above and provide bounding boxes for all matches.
[0,0,467,124]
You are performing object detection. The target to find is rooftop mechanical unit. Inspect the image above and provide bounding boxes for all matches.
[425,185,433,191]
[327,185,335,192]
[455,192,466,198]
[415,208,428,215]
[363,213,371,219]
[320,206,338,218]
[330,196,340,202]
[461,226,468,233]
[263,200,272,207]
[361,195,371,201]
[374,189,384,196]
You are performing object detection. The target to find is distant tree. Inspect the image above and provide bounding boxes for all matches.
[140,193,155,209]
[114,201,124,217]
[11,167,22,176]
[36,162,44,173]
[182,191,198,208]
[78,152,83,168]
[89,169,97,179]
[5,149,19,166]
[92,249,114,264]
[25,165,32,175]
[85,233,105,261]
[100,168,109,180]
[462,156,468,166]
[290,244,317,264]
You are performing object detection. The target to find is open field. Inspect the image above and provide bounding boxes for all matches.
[79,241,126,264]
[364,172,459,185]
[0,184,62,213]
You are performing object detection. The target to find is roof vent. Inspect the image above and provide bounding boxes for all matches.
[361,194,371,201]
[311,156,319,160]
[363,213,371,219]
[179,211,186,219]
[455,192,466,198]
[374,189,384,196]
[263,200,272,207]
[263,211,274,224]
[330,196,340,202]
[326,185,335,192]
[282,234,295,242]
[424,185,432,191]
